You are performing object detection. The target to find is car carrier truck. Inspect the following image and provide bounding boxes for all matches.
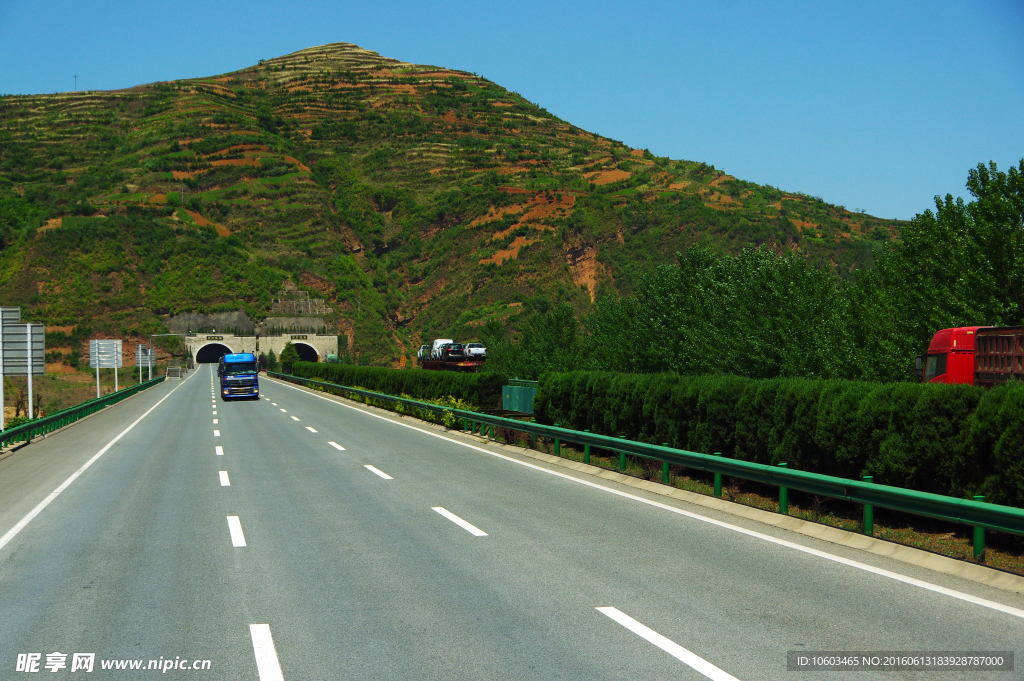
[916,326,1024,387]
[219,352,260,400]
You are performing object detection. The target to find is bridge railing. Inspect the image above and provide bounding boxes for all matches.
[0,376,166,449]
[269,371,1024,557]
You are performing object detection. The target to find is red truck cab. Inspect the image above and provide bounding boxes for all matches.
[918,326,1024,386]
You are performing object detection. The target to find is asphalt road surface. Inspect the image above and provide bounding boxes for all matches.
[0,364,1021,680]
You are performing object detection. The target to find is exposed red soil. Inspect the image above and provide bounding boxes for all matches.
[708,174,735,188]
[206,144,268,157]
[211,157,261,168]
[283,156,311,172]
[149,194,167,205]
[565,243,607,302]
[479,236,537,266]
[172,170,201,179]
[496,166,535,175]
[38,217,63,233]
[184,210,231,237]
[792,220,818,231]
[668,182,690,190]
[584,169,631,186]
[470,202,527,227]
[629,149,645,157]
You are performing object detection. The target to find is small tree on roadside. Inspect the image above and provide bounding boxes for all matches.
[279,343,299,374]
[267,349,279,373]
[258,352,268,371]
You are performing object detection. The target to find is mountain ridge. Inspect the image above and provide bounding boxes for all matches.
[0,42,900,363]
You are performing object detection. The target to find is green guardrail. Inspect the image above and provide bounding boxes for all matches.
[270,371,1023,560]
[0,375,166,449]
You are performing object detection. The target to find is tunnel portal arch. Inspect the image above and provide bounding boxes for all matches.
[293,342,319,363]
[196,343,234,364]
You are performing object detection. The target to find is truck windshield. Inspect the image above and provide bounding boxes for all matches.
[923,353,947,382]
[223,362,257,375]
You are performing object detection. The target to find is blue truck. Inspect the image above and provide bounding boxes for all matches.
[219,352,260,400]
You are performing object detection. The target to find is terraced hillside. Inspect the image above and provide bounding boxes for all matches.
[0,43,900,363]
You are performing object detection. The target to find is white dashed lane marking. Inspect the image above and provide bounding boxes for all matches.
[432,507,487,536]
[249,624,284,681]
[364,465,393,480]
[305,426,317,433]
[219,471,230,486]
[328,442,346,451]
[596,607,740,681]
[226,516,246,547]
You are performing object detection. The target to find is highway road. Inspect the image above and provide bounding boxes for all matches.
[0,363,1021,679]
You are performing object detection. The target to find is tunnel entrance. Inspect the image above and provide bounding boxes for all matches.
[196,343,233,363]
[294,343,319,363]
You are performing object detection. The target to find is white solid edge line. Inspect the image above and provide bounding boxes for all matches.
[596,607,739,681]
[219,471,230,486]
[215,446,224,456]
[364,464,393,480]
[433,506,487,536]
[227,515,247,547]
[267,376,1024,620]
[214,429,221,437]
[305,426,317,433]
[249,623,285,681]
[0,372,192,554]
[328,441,346,451]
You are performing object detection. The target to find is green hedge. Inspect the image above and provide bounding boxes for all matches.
[289,362,508,409]
[534,371,1024,507]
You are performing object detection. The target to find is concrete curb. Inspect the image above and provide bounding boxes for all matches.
[269,376,1024,595]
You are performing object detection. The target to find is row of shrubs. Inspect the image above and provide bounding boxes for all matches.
[289,362,507,410]
[534,372,1024,508]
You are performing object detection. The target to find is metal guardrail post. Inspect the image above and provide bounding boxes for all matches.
[583,430,591,464]
[778,462,789,514]
[618,435,627,471]
[661,444,670,484]
[713,452,723,498]
[974,495,986,560]
[863,475,874,536]
[554,424,561,457]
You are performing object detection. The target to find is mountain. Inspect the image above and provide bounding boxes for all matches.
[0,43,900,364]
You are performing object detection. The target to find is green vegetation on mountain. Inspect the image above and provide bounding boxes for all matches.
[0,42,901,362]
[485,160,1024,381]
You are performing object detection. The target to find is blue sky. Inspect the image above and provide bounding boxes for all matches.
[1,0,1021,220]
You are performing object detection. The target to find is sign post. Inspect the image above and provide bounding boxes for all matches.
[0,322,45,429]
[90,340,123,398]
[136,345,151,385]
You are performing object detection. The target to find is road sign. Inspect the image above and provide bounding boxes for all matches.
[90,340,123,369]
[1,323,45,376]
[0,322,45,428]
[0,307,21,325]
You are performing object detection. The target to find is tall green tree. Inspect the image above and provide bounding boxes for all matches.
[585,245,854,379]
[865,159,1024,374]
[279,343,299,374]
